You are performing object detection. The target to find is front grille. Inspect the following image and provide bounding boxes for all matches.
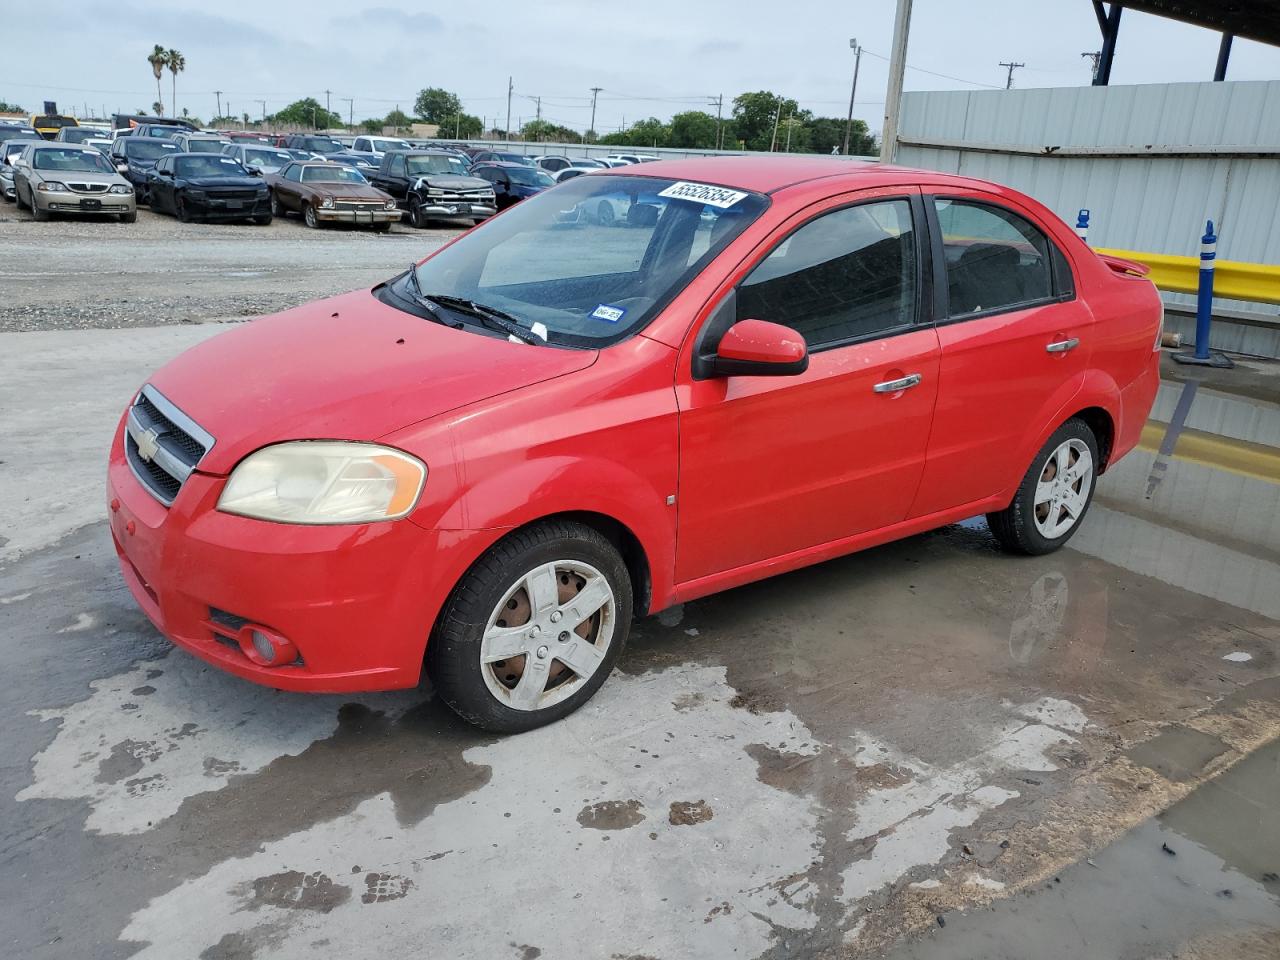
[433,190,491,202]
[208,189,260,202]
[124,385,216,507]
[335,199,384,209]
[67,182,109,193]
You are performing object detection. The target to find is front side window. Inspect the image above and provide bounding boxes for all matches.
[737,199,918,349]
[933,198,1054,317]
[283,164,302,182]
[389,154,405,177]
[386,174,768,347]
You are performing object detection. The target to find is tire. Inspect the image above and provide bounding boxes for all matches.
[303,203,319,228]
[120,210,137,224]
[253,214,272,225]
[15,184,27,210]
[428,520,633,734]
[31,200,50,221]
[596,200,615,226]
[409,200,428,229]
[175,196,190,223]
[987,418,1099,556]
[270,191,285,217]
[372,221,391,233]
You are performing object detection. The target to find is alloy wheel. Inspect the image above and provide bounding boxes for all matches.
[1032,438,1094,539]
[479,560,616,711]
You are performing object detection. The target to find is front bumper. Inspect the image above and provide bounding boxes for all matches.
[315,206,402,224]
[415,201,497,218]
[184,194,271,220]
[33,191,135,214]
[106,417,474,693]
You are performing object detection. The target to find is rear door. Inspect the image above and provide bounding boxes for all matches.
[675,188,941,583]
[908,193,1094,517]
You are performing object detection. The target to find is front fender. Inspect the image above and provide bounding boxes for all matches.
[422,455,677,611]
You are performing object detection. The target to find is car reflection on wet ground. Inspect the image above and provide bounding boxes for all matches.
[0,335,1276,959]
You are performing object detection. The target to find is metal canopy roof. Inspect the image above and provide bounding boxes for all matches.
[1117,0,1280,47]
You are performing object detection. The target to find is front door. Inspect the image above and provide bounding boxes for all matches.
[675,189,941,584]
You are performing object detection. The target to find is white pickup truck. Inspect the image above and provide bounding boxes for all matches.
[347,135,412,164]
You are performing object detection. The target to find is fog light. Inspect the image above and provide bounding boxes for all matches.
[236,624,297,667]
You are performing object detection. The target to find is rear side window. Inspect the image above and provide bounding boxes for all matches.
[737,198,918,350]
[933,199,1059,317]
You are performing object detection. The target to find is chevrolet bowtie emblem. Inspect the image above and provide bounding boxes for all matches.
[135,427,161,463]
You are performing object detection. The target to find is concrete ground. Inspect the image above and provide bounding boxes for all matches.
[1,220,1278,959]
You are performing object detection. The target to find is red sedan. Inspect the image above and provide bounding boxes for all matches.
[107,157,1162,731]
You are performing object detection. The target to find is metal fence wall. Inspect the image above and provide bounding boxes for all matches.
[896,80,1280,349]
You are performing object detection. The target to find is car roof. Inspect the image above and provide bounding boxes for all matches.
[603,156,965,195]
[475,160,536,168]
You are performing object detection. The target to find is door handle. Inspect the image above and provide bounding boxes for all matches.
[1045,337,1080,353]
[873,373,923,394]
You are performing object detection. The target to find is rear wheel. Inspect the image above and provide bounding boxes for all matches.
[987,418,1099,555]
[428,520,632,733]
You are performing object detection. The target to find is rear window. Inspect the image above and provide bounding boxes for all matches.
[124,139,180,160]
[33,116,76,129]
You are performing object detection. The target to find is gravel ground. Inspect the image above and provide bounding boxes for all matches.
[0,201,466,331]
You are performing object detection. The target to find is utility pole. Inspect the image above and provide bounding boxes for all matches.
[342,98,353,128]
[535,96,542,122]
[589,86,602,142]
[999,60,1025,89]
[711,94,724,149]
[505,76,513,141]
[1081,51,1101,82]
[769,98,782,152]
[257,100,266,124]
[214,90,222,120]
[324,89,332,118]
[783,113,793,152]
[880,0,913,163]
[843,38,863,155]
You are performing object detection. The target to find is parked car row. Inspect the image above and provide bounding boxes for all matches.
[4,118,660,228]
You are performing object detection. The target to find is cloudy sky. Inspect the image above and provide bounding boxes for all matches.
[4,0,1278,133]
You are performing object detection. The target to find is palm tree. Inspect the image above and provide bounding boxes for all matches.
[147,45,167,115]
[166,49,185,119]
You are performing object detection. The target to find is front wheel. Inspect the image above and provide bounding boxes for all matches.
[120,210,137,224]
[303,203,319,228]
[31,200,50,221]
[987,418,1099,555]
[253,214,272,225]
[270,191,285,217]
[371,221,391,233]
[428,520,632,733]
[175,196,190,223]
[409,200,428,229]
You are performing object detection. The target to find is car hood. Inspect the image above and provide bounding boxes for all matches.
[412,173,491,190]
[301,181,390,199]
[183,175,264,189]
[147,288,598,474]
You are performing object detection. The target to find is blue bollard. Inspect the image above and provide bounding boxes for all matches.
[1075,209,1090,244]
[1173,218,1234,368]
[1194,220,1216,359]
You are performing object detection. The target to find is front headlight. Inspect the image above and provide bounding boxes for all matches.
[109,184,132,195]
[217,442,426,524]
[320,196,335,209]
[384,199,398,210]
[426,188,444,197]
[36,181,68,193]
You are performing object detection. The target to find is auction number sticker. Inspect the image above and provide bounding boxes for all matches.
[657,181,748,209]
[590,303,627,323]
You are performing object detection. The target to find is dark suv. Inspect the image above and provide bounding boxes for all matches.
[110,137,181,202]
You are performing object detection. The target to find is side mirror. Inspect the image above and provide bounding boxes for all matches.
[248,167,262,176]
[706,319,809,378]
[116,163,128,173]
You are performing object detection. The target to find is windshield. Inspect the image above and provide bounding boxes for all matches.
[301,165,368,183]
[32,148,114,173]
[58,128,98,143]
[0,128,38,143]
[242,148,293,171]
[175,155,248,177]
[496,153,534,166]
[299,137,341,152]
[406,154,468,175]
[125,140,179,161]
[183,138,227,154]
[508,167,555,187]
[387,175,767,347]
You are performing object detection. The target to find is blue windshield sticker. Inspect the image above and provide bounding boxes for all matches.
[591,303,627,323]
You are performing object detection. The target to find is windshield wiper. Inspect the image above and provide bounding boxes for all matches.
[421,293,545,345]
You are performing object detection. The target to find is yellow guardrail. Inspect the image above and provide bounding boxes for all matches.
[1094,248,1280,305]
